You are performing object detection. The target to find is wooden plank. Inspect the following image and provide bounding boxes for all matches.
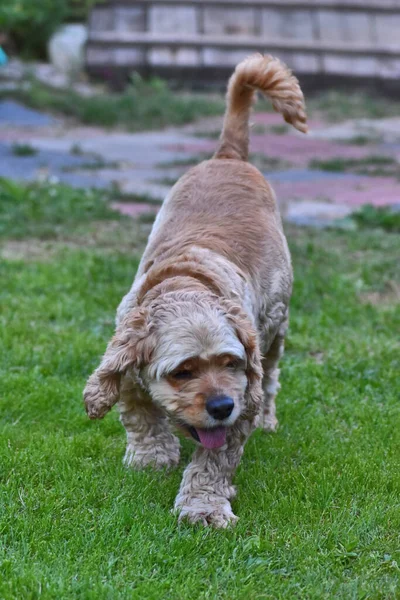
[87,31,400,57]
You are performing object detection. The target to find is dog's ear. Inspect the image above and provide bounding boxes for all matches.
[224,302,263,419]
[83,308,151,419]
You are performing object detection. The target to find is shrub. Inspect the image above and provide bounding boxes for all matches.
[0,0,102,59]
[352,204,400,233]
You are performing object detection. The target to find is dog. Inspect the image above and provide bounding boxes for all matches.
[84,53,307,528]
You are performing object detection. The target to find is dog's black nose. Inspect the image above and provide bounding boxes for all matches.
[206,396,234,420]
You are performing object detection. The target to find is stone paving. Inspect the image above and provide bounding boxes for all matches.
[1,99,400,226]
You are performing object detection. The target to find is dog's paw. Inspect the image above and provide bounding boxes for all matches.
[175,496,238,528]
[84,400,110,420]
[123,441,180,470]
[83,373,117,419]
[260,413,279,432]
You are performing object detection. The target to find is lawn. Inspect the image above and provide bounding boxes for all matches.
[0,179,399,599]
[0,76,225,131]
[3,73,400,132]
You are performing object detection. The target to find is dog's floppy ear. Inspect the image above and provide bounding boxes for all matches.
[224,302,263,419]
[83,308,151,419]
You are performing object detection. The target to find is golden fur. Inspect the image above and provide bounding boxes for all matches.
[84,53,307,527]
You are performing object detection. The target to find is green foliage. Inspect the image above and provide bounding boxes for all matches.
[352,204,400,233]
[3,75,225,130]
[68,0,103,21]
[0,181,399,598]
[0,0,102,59]
[1,0,67,58]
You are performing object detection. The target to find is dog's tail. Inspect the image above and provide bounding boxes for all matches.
[214,53,307,161]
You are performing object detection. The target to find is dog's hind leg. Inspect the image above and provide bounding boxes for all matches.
[260,317,288,432]
[119,378,180,470]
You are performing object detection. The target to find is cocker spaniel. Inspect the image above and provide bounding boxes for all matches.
[84,53,307,527]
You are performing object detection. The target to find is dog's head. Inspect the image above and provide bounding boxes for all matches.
[84,292,263,448]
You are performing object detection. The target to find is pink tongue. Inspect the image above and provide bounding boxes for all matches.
[195,427,227,449]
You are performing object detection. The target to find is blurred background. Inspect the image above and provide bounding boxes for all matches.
[85,0,400,93]
[1,0,400,229]
[2,0,400,91]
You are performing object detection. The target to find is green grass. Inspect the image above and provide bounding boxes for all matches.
[251,124,268,135]
[1,75,225,131]
[154,153,292,187]
[1,180,400,599]
[0,178,121,240]
[152,176,179,187]
[158,152,292,174]
[157,153,210,169]
[11,143,38,157]
[310,155,398,177]
[268,124,290,135]
[344,135,384,146]
[193,129,221,139]
[61,159,120,173]
[352,204,400,233]
[249,153,292,172]
[4,72,400,133]
[308,91,400,123]
[192,124,272,139]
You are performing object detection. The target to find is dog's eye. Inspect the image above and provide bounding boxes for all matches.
[226,360,241,370]
[171,370,193,380]
[225,358,246,371]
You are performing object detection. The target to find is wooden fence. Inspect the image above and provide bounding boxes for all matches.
[86,0,400,89]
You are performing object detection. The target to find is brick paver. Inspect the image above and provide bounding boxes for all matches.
[1,99,399,227]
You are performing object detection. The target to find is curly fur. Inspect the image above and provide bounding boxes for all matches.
[215,53,307,161]
[83,53,307,527]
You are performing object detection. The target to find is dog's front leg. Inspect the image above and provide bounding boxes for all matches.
[119,378,180,470]
[175,419,254,528]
